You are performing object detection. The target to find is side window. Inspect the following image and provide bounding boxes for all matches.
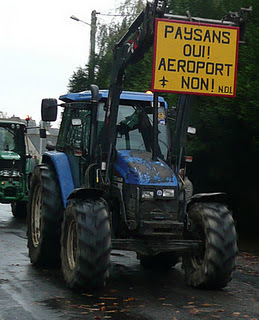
[69,124,82,150]
[97,102,105,136]
[0,127,15,151]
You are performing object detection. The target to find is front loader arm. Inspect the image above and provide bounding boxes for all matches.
[104,0,168,182]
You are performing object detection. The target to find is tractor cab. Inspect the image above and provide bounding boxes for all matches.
[0,120,36,218]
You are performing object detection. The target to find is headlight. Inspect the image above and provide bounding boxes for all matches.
[142,190,154,199]
[163,189,175,198]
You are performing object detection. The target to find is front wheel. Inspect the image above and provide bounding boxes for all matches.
[183,202,238,289]
[27,164,63,266]
[61,198,111,289]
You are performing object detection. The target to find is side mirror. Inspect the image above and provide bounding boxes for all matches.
[41,98,58,121]
[40,128,46,138]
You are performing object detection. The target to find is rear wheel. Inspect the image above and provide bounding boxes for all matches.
[61,199,111,289]
[27,164,63,266]
[139,253,179,270]
[183,202,238,289]
[11,201,27,218]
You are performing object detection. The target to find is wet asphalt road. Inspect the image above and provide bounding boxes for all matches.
[0,203,258,320]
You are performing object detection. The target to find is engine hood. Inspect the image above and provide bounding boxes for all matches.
[0,151,21,161]
[114,150,178,186]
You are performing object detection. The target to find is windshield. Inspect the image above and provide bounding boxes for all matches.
[97,101,170,160]
[0,125,25,154]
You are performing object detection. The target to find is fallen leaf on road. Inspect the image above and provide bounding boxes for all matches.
[211,315,220,318]
[189,308,200,315]
[99,297,117,300]
[188,302,195,305]
[123,297,134,302]
[232,312,241,316]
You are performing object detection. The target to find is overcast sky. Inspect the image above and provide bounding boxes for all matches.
[0,0,119,125]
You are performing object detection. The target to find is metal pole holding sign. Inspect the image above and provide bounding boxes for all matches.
[153,92,159,161]
[171,94,193,172]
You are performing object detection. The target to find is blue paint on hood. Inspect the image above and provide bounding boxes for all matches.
[114,150,178,186]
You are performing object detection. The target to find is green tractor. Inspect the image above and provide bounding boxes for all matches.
[0,120,36,218]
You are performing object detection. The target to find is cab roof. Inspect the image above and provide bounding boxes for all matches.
[0,120,25,127]
[59,90,166,105]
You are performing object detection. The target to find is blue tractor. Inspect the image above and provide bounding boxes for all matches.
[27,0,251,289]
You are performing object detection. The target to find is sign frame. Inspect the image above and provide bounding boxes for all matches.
[151,19,240,97]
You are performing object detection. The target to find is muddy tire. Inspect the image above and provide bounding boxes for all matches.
[27,164,63,266]
[139,253,179,270]
[61,199,111,289]
[11,201,27,219]
[183,202,238,289]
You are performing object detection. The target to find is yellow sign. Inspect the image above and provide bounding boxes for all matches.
[152,19,239,97]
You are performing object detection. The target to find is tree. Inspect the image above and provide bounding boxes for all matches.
[68,0,145,92]
[0,111,8,119]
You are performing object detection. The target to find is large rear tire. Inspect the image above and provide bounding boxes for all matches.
[183,202,238,289]
[61,199,111,289]
[27,164,63,266]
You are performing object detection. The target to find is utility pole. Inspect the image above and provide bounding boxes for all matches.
[89,10,98,84]
[70,10,98,85]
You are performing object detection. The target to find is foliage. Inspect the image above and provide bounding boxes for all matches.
[0,111,8,119]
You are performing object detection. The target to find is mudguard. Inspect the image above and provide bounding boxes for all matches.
[68,188,104,200]
[187,192,229,210]
[42,151,75,208]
